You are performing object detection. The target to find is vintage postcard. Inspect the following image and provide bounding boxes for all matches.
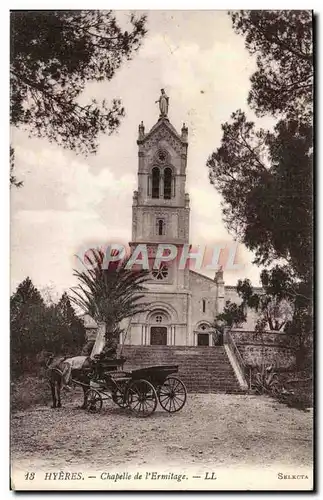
[10,10,314,491]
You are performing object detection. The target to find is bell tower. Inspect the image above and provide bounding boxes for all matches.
[132,117,190,247]
[129,92,192,346]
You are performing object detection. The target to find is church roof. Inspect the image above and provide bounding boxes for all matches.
[189,269,216,284]
[148,117,180,137]
[139,117,184,145]
[189,270,262,292]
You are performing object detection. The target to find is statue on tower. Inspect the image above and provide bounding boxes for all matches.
[155,89,169,118]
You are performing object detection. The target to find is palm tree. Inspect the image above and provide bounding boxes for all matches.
[69,249,150,352]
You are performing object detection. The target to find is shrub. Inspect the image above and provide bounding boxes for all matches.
[11,375,51,411]
[251,363,282,396]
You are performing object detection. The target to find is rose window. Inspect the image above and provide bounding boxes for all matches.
[152,264,169,280]
[157,149,167,162]
[155,315,163,323]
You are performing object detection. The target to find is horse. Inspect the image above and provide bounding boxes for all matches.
[45,354,93,409]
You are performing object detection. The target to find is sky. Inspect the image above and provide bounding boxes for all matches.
[10,10,276,298]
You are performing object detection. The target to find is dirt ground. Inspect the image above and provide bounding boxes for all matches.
[11,389,313,474]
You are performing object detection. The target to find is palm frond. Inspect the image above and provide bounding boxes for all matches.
[70,250,150,339]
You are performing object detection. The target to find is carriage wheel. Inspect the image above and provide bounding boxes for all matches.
[112,388,128,408]
[126,379,158,417]
[86,389,103,413]
[158,377,187,413]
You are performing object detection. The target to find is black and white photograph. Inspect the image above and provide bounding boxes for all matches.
[9,9,313,491]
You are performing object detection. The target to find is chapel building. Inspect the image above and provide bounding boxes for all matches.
[123,98,258,347]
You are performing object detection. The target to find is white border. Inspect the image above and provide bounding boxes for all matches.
[3,4,320,499]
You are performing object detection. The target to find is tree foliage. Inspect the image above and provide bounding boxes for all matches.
[11,277,46,370]
[70,249,151,346]
[207,10,312,283]
[10,146,23,188]
[11,277,86,377]
[10,10,147,154]
[208,111,312,281]
[207,11,313,367]
[213,300,246,332]
[57,292,86,347]
[230,10,313,119]
[237,274,294,332]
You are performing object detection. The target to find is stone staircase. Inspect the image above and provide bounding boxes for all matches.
[118,345,245,394]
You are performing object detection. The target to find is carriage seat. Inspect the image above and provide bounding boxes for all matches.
[92,354,127,375]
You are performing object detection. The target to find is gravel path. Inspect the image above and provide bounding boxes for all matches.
[11,391,313,473]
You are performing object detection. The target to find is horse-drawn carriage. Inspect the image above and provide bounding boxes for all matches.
[49,354,187,418]
[85,357,187,417]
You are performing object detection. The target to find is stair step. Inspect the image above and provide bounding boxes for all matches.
[118,345,245,394]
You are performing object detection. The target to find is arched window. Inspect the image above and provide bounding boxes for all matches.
[202,299,206,313]
[156,218,165,236]
[152,167,160,198]
[150,310,170,324]
[164,167,172,199]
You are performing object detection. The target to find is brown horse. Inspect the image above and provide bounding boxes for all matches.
[45,354,93,409]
